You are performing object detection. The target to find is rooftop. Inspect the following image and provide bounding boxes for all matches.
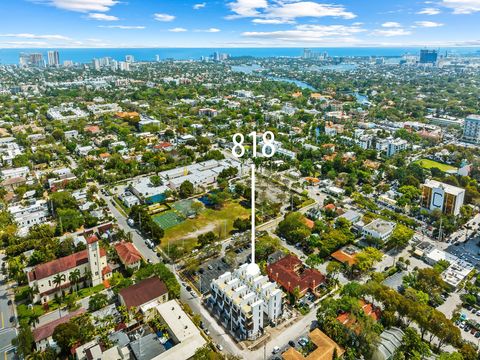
[267,254,326,294]
[423,179,465,196]
[363,219,396,235]
[119,277,168,308]
[28,248,106,281]
[282,328,345,360]
[115,241,143,265]
[33,309,85,342]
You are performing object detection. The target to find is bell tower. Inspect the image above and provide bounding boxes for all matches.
[86,234,102,286]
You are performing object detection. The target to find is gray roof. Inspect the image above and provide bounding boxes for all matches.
[129,333,165,360]
[376,327,404,360]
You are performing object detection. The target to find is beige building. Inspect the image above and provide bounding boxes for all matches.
[27,235,111,303]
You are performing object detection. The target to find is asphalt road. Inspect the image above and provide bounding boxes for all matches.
[0,254,17,360]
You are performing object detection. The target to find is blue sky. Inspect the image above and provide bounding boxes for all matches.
[0,0,479,48]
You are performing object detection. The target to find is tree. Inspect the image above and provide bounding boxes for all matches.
[57,208,84,233]
[326,261,344,280]
[68,269,81,292]
[388,224,414,249]
[150,175,162,187]
[53,273,66,293]
[277,212,311,244]
[88,292,109,311]
[179,180,194,198]
[13,324,34,358]
[398,327,430,359]
[233,217,250,232]
[52,322,80,354]
[354,247,383,273]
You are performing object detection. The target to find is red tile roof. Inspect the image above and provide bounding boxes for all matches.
[331,249,357,266]
[33,309,85,342]
[336,299,381,333]
[86,234,99,244]
[119,277,168,308]
[28,248,106,281]
[115,242,143,265]
[267,254,326,294]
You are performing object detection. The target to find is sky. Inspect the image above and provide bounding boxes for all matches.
[0,0,479,48]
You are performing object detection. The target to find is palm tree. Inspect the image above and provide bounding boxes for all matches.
[25,285,39,303]
[52,273,66,296]
[28,312,40,328]
[68,269,81,293]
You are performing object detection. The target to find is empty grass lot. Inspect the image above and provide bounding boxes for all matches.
[414,159,457,172]
[160,200,249,252]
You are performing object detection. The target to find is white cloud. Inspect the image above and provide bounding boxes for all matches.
[252,18,295,24]
[265,1,356,20]
[372,28,412,36]
[226,0,268,18]
[168,27,187,32]
[0,33,71,40]
[381,21,402,28]
[154,13,175,22]
[99,25,145,29]
[30,0,118,13]
[242,24,365,43]
[87,13,118,21]
[417,7,441,15]
[1,41,49,46]
[441,0,480,14]
[195,28,221,32]
[415,20,444,27]
[193,2,206,10]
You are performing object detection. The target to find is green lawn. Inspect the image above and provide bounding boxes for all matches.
[414,159,457,172]
[160,200,249,252]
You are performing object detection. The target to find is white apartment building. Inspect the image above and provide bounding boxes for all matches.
[362,219,396,241]
[208,263,283,340]
[0,166,29,179]
[387,138,408,157]
[463,115,480,144]
[47,103,88,122]
[8,199,50,233]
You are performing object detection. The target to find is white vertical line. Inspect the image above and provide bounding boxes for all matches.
[251,163,255,264]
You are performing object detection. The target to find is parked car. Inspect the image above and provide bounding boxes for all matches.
[475,332,480,338]
[272,346,281,354]
[216,344,223,351]
[298,338,308,347]
[288,340,295,347]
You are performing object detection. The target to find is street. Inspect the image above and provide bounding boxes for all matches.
[0,254,17,360]
[100,187,324,359]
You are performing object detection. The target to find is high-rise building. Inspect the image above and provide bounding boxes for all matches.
[421,179,465,216]
[92,58,101,70]
[47,50,60,66]
[19,52,45,67]
[419,49,438,64]
[463,115,480,144]
[125,54,135,63]
[303,48,312,59]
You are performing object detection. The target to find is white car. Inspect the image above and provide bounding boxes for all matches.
[272,346,281,354]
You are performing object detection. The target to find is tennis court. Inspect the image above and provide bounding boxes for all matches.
[152,211,184,230]
[172,199,196,217]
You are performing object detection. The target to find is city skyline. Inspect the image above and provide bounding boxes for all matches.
[0,0,479,48]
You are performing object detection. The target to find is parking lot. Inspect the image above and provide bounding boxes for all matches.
[456,305,480,345]
[197,258,232,294]
[268,332,311,359]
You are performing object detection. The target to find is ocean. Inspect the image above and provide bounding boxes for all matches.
[0,47,479,65]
